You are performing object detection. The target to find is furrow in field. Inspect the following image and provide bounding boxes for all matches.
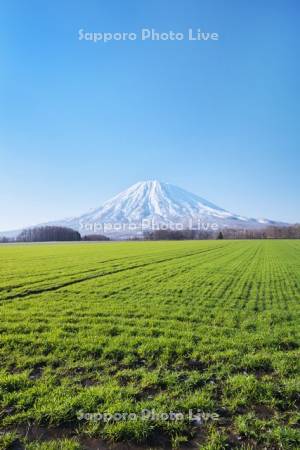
[1,244,229,301]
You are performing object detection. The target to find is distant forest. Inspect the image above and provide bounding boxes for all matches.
[144,224,300,240]
[0,224,299,243]
[0,226,110,243]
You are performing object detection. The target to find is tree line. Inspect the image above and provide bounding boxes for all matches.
[0,224,299,243]
[144,224,300,240]
[222,225,300,239]
[17,226,81,242]
[144,229,214,240]
[0,226,110,243]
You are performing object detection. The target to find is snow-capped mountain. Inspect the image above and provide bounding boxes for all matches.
[43,180,280,237]
[0,180,284,239]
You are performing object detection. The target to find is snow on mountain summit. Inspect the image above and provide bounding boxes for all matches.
[55,180,277,235]
[78,180,233,224]
[0,180,284,238]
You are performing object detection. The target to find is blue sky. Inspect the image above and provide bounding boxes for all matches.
[0,0,299,230]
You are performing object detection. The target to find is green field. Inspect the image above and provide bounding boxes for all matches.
[0,240,299,450]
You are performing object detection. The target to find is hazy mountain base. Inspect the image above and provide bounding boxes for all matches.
[0,181,287,240]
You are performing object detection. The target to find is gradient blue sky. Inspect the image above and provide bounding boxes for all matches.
[1,0,299,231]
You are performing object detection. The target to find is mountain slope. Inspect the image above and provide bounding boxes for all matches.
[53,180,279,236]
[0,180,284,238]
[80,180,229,222]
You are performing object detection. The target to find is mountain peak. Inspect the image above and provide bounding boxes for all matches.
[0,181,286,238]
[132,179,165,188]
[78,180,245,228]
[137,179,162,184]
